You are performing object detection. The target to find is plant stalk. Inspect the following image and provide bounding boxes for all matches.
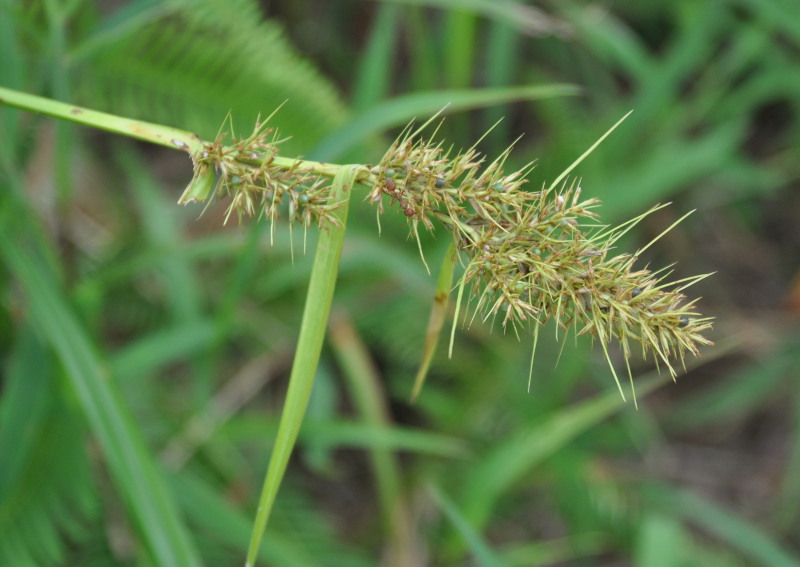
[0,86,359,182]
[411,242,457,401]
[244,165,361,567]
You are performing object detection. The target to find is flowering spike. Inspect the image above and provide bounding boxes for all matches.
[369,117,711,396]
[184,112,713,400]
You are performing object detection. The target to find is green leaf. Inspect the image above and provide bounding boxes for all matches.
[246,165,361,566]
[646,485,800,567]
[0,329,96,567]
[459,373,668,530]
[352,2,401,110]
[0,203,202,567]
[109,320,219,380]
[75,0,349,155]
[634,514,687,567]
[311,84,580,161]
[428,483,507,567]
[374,0,569,36]
[172,472,325,567]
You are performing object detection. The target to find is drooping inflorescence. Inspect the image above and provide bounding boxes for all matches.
[370,125,713,397]
[183,115,713,397]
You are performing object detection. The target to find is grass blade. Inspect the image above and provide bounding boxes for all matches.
[0,207,202,567]
[352,2,400,110]
[0,329,96,566]
[311,84,580,160]
[374,0,568,36]
[245,165,360,566]
[428,483,507,567]
[646,485,800,567]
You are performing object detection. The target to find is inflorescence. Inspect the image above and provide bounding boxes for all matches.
[181,116,345,238]
[182,116,713,395]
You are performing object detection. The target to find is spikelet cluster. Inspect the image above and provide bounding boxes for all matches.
[185,116,341,234]
[185,116,713,388]
[369,126,713,383]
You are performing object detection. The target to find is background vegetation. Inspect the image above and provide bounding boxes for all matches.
[1,0,799,566]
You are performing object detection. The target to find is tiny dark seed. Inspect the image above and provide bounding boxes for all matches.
[385,178,396,191]
[404,208,415,217]
[679,315,690,328]
[631,288,642,298]
[435,176,446,188]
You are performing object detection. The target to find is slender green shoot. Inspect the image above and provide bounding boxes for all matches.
[0,85,204,153]
[244,165,361,567]
[412,242,458,401]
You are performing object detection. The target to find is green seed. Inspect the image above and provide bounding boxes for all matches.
[298,193,310,204]
[385,168,396,178]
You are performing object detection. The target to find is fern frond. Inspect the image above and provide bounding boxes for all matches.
[75,0,348,155]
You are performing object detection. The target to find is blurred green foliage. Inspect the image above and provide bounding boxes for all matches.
[1,0,799,566]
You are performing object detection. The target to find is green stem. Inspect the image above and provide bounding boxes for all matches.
[0,86,368,185]
[0,85,205,153]
[244,165,361,567]
[410,242,457,401]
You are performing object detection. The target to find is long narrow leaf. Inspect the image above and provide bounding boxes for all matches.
[428,483,507,567]
[0,329,96,566]
[311,84,579,160]
[245,165,360,566]
[646,485,800,567]
[0,208,202,567]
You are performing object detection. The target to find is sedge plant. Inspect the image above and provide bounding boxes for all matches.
[0,86,712,566]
